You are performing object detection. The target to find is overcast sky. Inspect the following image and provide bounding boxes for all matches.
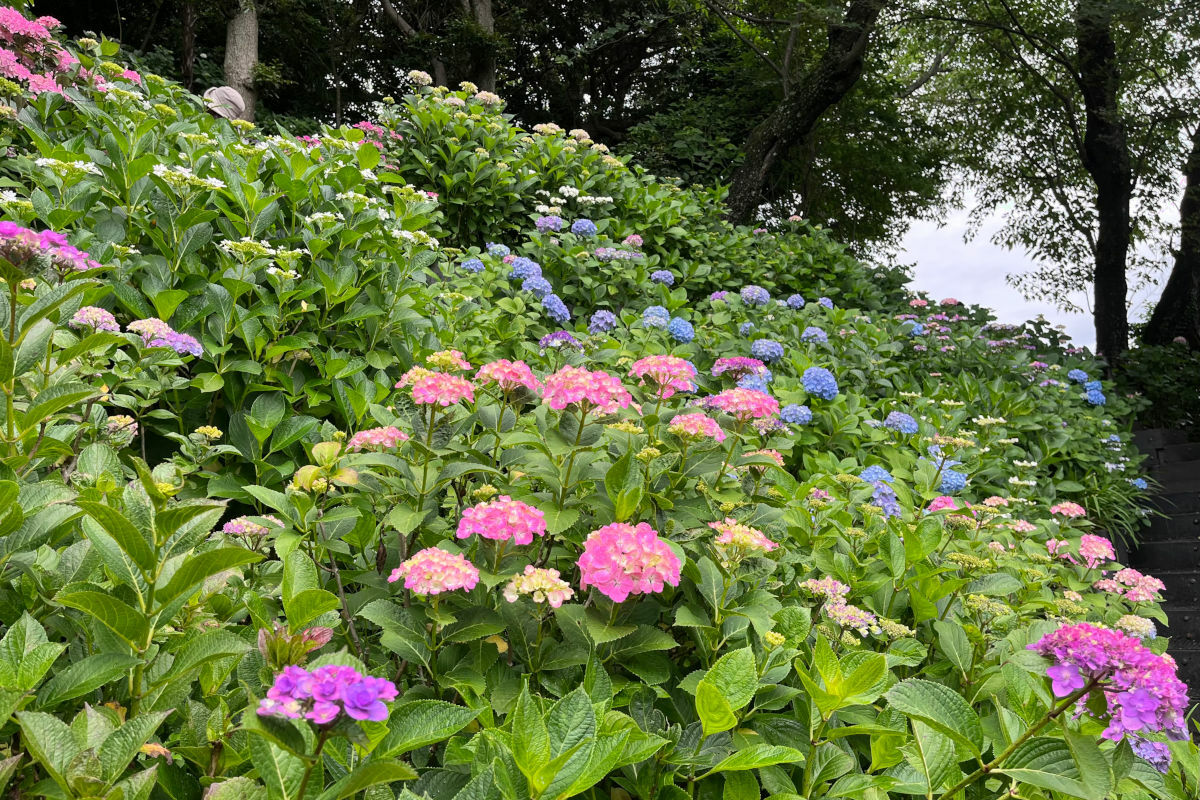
[898,208,1167,351]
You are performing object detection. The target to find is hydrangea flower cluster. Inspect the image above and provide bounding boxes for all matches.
[939,468,967,494]
[456,496,546,545]
[780,403,812,425]
[460,257,485,273]
[1078,534,1116,568]
[535,215,564,232]
[388,547,479,595]
[347,426,409,451]
[738,322,755,336]
[707,388,780,422]
[539,331,582,351]
[859,465,894,483]
[503,565,574,607]
[257,665,398,724]
[927,496,959,512]
[1067,369,1089,383]
[508,257,541,281]
[800,577,850,600]
[1028,622,1188,744]
[883,411,918,434]
[667,412,726,442]
[643,305,670,329]
[667,317,694,343]
[486,242,510,257]
[629,355,696,399]
[824,599,881,637]
[477,359,541,393]
[709,518,777,553]
[800,327,828,344]
[712,357,765,379]
[127,319,203,356]
[750,339,785,363]
[1084,380,1106,406]
[650,270,674,286]
[570,219,598,236]
[786,294,805,309]
[542,366,632,414]
[408,372,475,406]
[542,294,571,323]
[223,515,284,539]
[801,367,839,400]
[870,481,902,518]
[740,285,770,306]
[70,306,119,332]
[426,349,471,371]
[589,310,617,334]
[817,297,834,309]
[577,522,681,602]
[1097,568,1166,603]
[1050,501,1087,518]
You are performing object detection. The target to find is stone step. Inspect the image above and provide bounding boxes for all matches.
[1158,442,1200,464]
[1128,539,1200,572]
[1148,460,1200,485]
[1137,513,1200,543]
[1134,428,1190,452]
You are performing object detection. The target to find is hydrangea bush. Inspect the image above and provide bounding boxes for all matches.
[0,9,1192,800]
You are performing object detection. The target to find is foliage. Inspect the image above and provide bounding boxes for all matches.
[1115,343,1200,435]
[0,12,1194,800]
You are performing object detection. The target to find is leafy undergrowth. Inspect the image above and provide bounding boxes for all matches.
[0,10,1194,800]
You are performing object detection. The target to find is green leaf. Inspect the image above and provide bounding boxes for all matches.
[20,383,95,434]
[247,736,307,800]
[548,688,596,758]
[699,647,757,711]
[807,743,855,787]
[318,760,417,800]
[56,591,149,649]
[1064,726,1113,800]
[511,683,550,779]
[885,679,983,754]
[37,653,140,707]
[98,711,169,784]
[443,607,506,643]
[933,620,973,676]
[283,588,339,630]
[16,711,78,790]
[998,737,1095,799]
[695,681,737,737]
[378,700,481,757]
[704,745,805,776]
[75,501,154,573]
[205,777,268,800]
[156,548,262,606]
[157,631,251,685]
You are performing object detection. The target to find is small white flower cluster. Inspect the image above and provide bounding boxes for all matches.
[304,212,344,224]
[532,123,563,135]
[218,237,277,259]
[152,164,226,191]
[35,157,101,176]
[577,194,613,205]
[389,229,439,247]
[1013,460,1038,469]
[1007,477,1037,487]
[972,415,1007,426]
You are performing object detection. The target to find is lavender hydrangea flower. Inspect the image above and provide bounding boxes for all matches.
[860,465,893,484]
[588,309,617,334]
[650,270,675,286]
[535,215,565,232]
[570,219,598,236]
[710,291,729,302]
[817,297,833,309]
[1067,368,1089,383]
[780,403,812,424]
[741,285,769,306]
[486,242,510,257]
[739,322,755,336]
[643,305,670,329]
[542,294,570,323]
[939,469,967,493]
[800,327,827,344]
[508,257,542,280]
[883,411,918,434]
[786,294,805,309]
[258,665,398,724]
[750,339,784,363]
[522,275,553,298]
[540,330,583,350]
[460,257,485,273]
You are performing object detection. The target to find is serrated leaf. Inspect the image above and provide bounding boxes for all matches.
[378,700,481,757]
[37,653,140,708]
[75,500,154,572]
[318,760,417,800]
[704,745,805,776]
[98,711,169,783]
[886,679,983,754]
[57,591,149,649]
[998,737,1094,799]
[156,548,261,605]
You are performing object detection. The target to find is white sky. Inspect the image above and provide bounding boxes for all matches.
[898,207,1167,351]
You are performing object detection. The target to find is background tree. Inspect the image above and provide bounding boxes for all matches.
[1143,124,1200,347]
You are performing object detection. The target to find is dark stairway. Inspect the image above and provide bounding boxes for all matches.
[1131,428,1200,701]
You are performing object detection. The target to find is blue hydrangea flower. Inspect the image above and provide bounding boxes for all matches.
[460,257,485,273]
[786,294,805,310]
[486,242,510,257]
[1107,434,1121,443]
[542,294,570,323]
[1067,368,1089,383]
[871,481,902,518]
[750,338,785,363]
[522,276,553,298]
[738,374,770,392]
[650,270,675,286]
[801,326,828,344]
[939,469,967,493]
[570,219,598,236]
[802,366,839,400]
[589,310,617,334]
[817,297,833,309]
[508,257,542,280]
[1130,736,1170,773]
[667,317,694,343]
[535,215,565,232]
[739,322,755,336]
[539,331,582,350]
[860,465,894,484]
[1086,388,1106,406]
[780,403,812,424]
[883,411,919,434]
[903,321,924,336]
[643,305,670,329]
[741,285,770,306]
[1129,477,1149,490]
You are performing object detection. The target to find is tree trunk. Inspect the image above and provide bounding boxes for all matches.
[224,1,259,121]
[724,0,887,224]
[181,1,197,91]
[469,0,496,91]
[1076,0,1132,363]
[1143,125,1200,348]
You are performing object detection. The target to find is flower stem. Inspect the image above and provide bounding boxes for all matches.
[297,730,330,800]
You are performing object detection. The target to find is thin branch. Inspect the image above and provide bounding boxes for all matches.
[378,0,418,37]
[703,0,787,84]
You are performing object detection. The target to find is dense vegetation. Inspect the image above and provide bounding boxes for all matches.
[0,12,1195,800]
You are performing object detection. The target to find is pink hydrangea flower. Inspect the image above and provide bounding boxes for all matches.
[1010,519,1037,533]
[983,496,1009,507]
[456,496,546,545]
[809,488,831,502]
[347,426,409,451]
[223,515,284,537]
[426,349,472,371]
[706,388,779,422]
[1028,622,1188,743]
[1114,568,1165,603]
[1079,534,1116,568]
[1050,501,1087,518]
[667,412,726,443]
[800,576,850,600]
[909,299,928,307]
[711,357,765,379]
[709,518,777,553]
[70,306,119,332]
[824,599,880,636]
[410,373,475,406]
[542,366,632,415]
[257,664,398,724]
[577,522,681,602]
[629,355,697,400]
[623,234,643,248]
[476,359,541,393]
[388,547,479,595]
[394,366,435,388]
[927,496,959,512]
[940,297,960,306]
[504,565,574,607]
